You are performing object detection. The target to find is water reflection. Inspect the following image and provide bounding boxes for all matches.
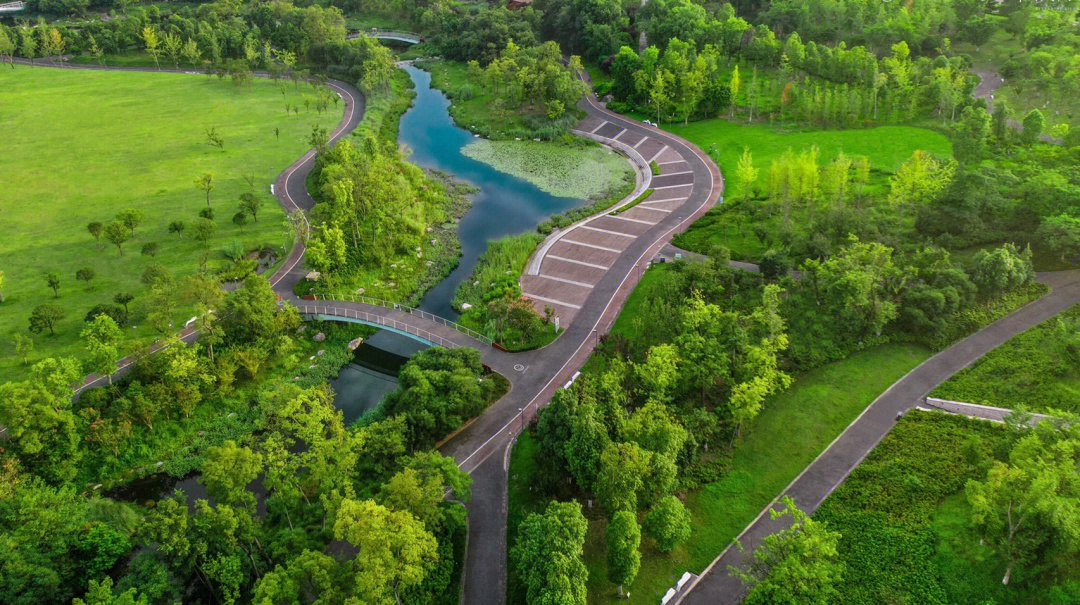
[328,330,429,426]
[397,64,585,318]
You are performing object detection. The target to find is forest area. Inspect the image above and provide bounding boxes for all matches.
[2,0,1080,603]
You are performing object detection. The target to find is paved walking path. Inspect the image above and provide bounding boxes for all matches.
[445,84,724,605]
[519,115,705,324]
[17,59,724,604]
[677,269,1080,604]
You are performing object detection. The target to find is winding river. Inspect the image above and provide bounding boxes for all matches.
[330,64,588,417]
[399,64,584,319]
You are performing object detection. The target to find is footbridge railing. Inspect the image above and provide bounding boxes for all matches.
[299,294,493,346]
[0,1,25,12]
[367,29,424,43]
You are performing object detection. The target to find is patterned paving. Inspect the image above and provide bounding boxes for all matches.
[520,116,697,325]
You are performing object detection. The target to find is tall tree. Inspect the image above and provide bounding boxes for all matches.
[141,27,161,69]
[966,431,1080,585]
[512,500,588,605]
[87,221,104,245]
[202,440,263,509]
[333,498,437,604]
[195,173,215,207]
[239,192,262,222]
[104,221,130,256]
[1021,109,1045,145]
[735,147,759,203]
[28,304,64,335]
[606,510,641,597]
[82,313,122,385]
[643,495,692,552]
[117,208,145,234]
[595,441,650,515]
[45,272,60,297]
[0,357,82,482]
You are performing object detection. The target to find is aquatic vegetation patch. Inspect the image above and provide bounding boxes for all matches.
[462,139,632,199]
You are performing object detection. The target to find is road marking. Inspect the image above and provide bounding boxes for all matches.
[632,204,672,213]
[607,214,655,225]
[647,145,669,162]
[534,274,595,288]
[579,224,636,238]
[651,183,693,190]
[559,238,622,253]
[658,170,693,177]
[647,194,689,203]
[521,292,583,309]
[546,255,610,270]
[590,120,609,134]
[657,160,686,166]
[608,127,625,140]
[634,136,650,149]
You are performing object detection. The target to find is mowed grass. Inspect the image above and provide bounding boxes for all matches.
[0,66,340,381]
[666,119,952,259]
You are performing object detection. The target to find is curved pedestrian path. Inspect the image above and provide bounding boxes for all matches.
[444,88,724,605]
[518,113,701,325]
[676,269,1080,604]
[18,55,725,603]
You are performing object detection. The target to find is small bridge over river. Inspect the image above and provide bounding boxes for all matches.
[347,29,424,44]
[292,295,520,377]
[294,295,489,349]
[0,2,25,13]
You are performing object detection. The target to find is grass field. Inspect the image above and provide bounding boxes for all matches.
[933,303,1080,413]
[666,119,952,259]
[0,66,340,382]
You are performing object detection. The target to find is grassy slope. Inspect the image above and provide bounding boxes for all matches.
[666,119,952,258]
[932,303,1080,413]
[0,66,339,381]
[506,265,931,604]
[584,342,931,604]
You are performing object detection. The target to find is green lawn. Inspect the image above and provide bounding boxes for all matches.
[665,119,952,260]
[932,303,1080,413]
[0,66,340,382]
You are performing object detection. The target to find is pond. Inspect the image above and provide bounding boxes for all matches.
[398,64,584,319]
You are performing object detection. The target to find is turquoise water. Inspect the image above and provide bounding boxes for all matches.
[399,64,583,318]
[330,65,586,417]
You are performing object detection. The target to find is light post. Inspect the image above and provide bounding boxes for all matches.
[518,407,524,433]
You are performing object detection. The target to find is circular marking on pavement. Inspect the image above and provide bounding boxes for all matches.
[514,364,525,372]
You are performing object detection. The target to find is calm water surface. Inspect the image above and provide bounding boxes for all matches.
[399,64,584,318]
